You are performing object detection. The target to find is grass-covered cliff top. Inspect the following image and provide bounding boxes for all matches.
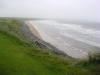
[0,19,100,75]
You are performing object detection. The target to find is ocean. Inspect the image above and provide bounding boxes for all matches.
[29,20,100,58]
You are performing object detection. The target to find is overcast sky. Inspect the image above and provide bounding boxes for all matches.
[0,0,100,23]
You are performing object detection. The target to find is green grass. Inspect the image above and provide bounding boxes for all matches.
[0,31,67,75]
[0,19,100,75]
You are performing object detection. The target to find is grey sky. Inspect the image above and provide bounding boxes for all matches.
[0,0,100,23]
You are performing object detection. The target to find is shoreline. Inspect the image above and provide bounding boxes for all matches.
[22,21,71,58]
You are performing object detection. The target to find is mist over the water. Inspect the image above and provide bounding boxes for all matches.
[0,0,100,24]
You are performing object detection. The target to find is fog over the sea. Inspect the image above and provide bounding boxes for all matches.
[0,0,100,23]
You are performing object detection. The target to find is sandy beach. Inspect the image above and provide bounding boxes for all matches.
[24,21,42,40]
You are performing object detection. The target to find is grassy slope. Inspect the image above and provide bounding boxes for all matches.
[0,31,67,75]
[0,19,100,75]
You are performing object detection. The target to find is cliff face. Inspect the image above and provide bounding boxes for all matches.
[0,19,74,75]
